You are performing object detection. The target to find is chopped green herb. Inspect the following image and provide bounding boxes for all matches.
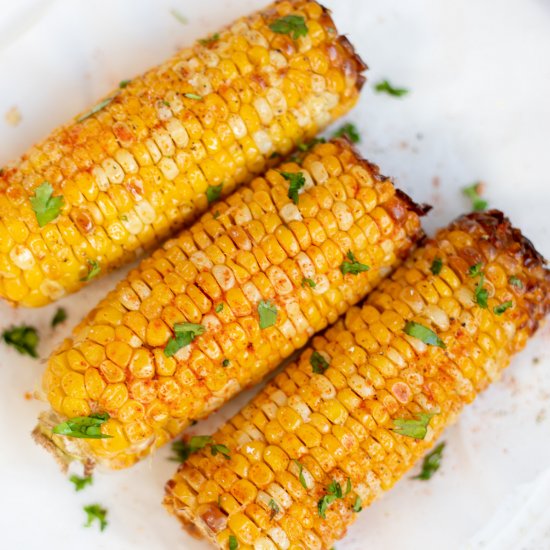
[76,95,117,123]
[83,504,108,531]
[269,15,308,40]
[332,122,360,143]
[258,300,277,329]
[430,257,443,275]
[393,412,437,440]
[352,495,362,512]
[51,308,67,328]
[293,459,307,489]
[211,443,231,460]
[344,478,352,496]
[30,182,64,227]
[310,350,329,374]
[2,325,39,357]
[468,262,483,278]
[268,498,280,519]
[374,80,409,97]
[213,211,220,220]
[170,8,188,25]
[171,435,212,462]
[198,33,220,46]
[318,479,348,519]
[509,276,523,289]
[70,474,93,492]
[53,412,112,439]
[404,321,446,348]
[270,152,281,159]
[184,92,203,100]
[462,183,488,212]
[228,535,239,550]
[162,100,171,107]
[119,79,131,89]
[206,184,223,204]
[493,300,513,315]
[301,277,316,288]
[279,171,306,204]
[413,442,445,480]
[215,303,224,313]
[340,250,370,275]
[80,259,101,282]
[222,359,230,367]
[474,274,489,309]
[164,322,205,357]
[297,137,326,152]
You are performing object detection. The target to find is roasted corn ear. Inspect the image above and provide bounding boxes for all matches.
[0,0,366,307]
[33,138,425,470]
[164,210,550,550]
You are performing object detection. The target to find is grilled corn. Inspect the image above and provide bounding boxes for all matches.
[164,210,550,550]
[33,138,425,470]
[0,0,366,307]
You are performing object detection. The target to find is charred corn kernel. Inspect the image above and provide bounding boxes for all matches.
[0,0,366,307]
[164,211,550,549]
[34,139,424,470]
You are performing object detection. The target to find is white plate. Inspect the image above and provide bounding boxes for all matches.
[0,0,549,549]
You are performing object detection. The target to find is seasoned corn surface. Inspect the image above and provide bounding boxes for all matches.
[34,139,424,470]
[164,211,550,550]
[0,0,365,307]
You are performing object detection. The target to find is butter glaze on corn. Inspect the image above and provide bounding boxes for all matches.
[0,0,366,307]
[164,211,550,550]
[33,139,425,470]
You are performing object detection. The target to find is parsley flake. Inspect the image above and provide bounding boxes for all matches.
[463,183,488,212]
[83,504,108,531]
[164,322,205,357]
[53,412,112,439]
[430,257,443,275]
[269,15,308,40]
[119,79,131,89]
[184,93,203,100]
[268,498,280,519]
[474,274,489,309]
[222,359,230,367]
[393,412,438,440]
[374,80,409,97]
[509,276,523,289]
[206,184,223,204]
[80,259,101,282]
[211,443,231,460]
[332,122,360,143]
[30,182,64,227]
[404,321,446,348]
[352,495,362,512]
[293,459,307,489]
[170,435,212,462]
[493,300,513,315]
[310,350,330,374]
[468,262,483,278]
[301,277,316,288]
[2,325,39,357]
[215,303,224,313]
[258,300,277,329]
[297,137,326,152]
[198,33,220,46]
[279,171,306,204]
[317,479,350,519]
[51,308,68,328]
[340,250,370,275]
[70,474,93,492]
[228,535,239,550]
[413,442,445,480]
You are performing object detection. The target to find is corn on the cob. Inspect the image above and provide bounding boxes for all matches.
[33,138,425,470]
[164,210,550,550]
[0,0,366,307]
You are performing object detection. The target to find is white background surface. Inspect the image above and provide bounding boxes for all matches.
[0,0,549,549]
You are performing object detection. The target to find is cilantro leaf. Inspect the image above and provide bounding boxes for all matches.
[393,412,438,439]
[222,358,230,367]
[80,259,101,282]
[198,33,220,46]
[493,300,513,316]
[340,250,370,275]
[70,474,93,492]
[430,257,443,275]
[269,15,308,40]
[119,80,131,89]
[258,300,277,329]
[164,322,205,357]
[297,137,326,152]
[280,171,306,204]
[184,93,203,100]
[215,303,224,313]
[332,122,360,143]
[206,184,223,204]
[474,274,489,309]
[310,350,330,374]
[413,442,445,480]
[76,96,117,123]
[228,535,239,550]
[293,459,307,489]
[53,412,112,439]
[30,182,64,227]
[463,183,488,212]
[2,325,39,357]
[374,80,409,97]
[509,276,523,289]
[301,277,316,288]
[317,493,338,519]
[318,478,350,519]
[51,307,68,328]
[211,443,231,460]
[404,321,446,348]
[352,495,362,512]
[83,504,108,531]
[268,498,280,519]
[468,262,483,277]
[170,435,213,462]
